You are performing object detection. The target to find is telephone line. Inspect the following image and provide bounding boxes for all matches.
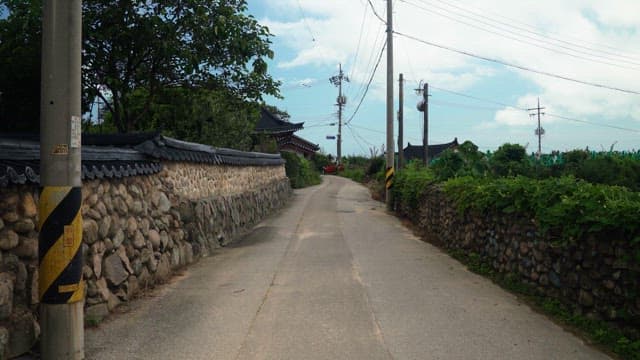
[408,0,640,66]
[428,85,640,133]
[399,0,640,70]
[346,39,387,125]
[393,30,640,95]
[423,0,640,61]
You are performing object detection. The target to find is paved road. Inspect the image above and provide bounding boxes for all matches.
[86,176,608,360]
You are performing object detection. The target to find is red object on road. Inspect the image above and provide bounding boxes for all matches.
[322,164,344,174]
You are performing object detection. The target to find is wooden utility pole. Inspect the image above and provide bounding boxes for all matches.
[397,73,404,170]
[423,83,429,166]
[385,0,395,204]
[528,98,546,158]
[330,63,349,165]
[40,0,84,359]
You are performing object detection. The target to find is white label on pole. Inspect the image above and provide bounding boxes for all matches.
[70,115,81,148]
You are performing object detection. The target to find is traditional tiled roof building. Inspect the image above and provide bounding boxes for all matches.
[254,108,319,158]
[402,138,459,163]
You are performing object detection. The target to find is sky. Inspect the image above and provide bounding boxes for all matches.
[247,0,640,157]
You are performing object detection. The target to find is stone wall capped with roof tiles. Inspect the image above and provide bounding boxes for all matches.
[0,161,291,358]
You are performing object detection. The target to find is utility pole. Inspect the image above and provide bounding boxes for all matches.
[423,82,429,166]
[330,63,349,165]
[416,82,430,166]
[385,0,395,205]
[528,98,546,158]
[40,1,84,359]
[397,73,404,170]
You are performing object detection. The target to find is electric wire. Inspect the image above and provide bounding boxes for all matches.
[393,30,640,95]
[346,124,368,154]
[366,0,386,24]
[349,4,369,81]
[402,0,640,69]
[428,85,640,133]
[426,0,640,61]
[345,39,388,125]
[295,0,316,42]
[349,20,385,103]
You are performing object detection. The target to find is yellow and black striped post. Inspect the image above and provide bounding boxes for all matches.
[385,166,394,190]
[39,187,84,304]
[40,0,84,358]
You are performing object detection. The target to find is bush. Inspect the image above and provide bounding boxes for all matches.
[442,175,640,247]
[391,161,436,213]
[281,152,321,189]
[341,168,365,183]
[489,143,530,177]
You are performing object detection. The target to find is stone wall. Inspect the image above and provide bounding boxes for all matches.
[0,162,290,358]
[397,185,639,327]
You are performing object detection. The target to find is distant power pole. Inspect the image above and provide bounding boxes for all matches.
[397,73,404,170]
[330,63,349,165]
[416,82,430,166]
[528,98,546,158]
[40,0,84,359]
[385,0,395,205]
[423,82,429,166]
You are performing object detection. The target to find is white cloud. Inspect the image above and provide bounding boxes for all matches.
[258,0,640,152]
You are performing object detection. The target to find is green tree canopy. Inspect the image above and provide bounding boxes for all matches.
[0,0,280,134]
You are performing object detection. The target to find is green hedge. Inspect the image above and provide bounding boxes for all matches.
[281,152,321,189]
[442,176,640,249]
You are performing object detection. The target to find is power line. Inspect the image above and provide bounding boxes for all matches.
[393,30,640,95]
[430,85,526,110]
[545,113,640,134]
[429,85,640,133]
[349,4,369,81]
[430,99,510,111]
[427,0,640,62]
[345,124,367,154]
[345,39,387,125]
[295,0,316,42]
[366,0,386,24]
[404,0,640,68]
[348,20,385,102]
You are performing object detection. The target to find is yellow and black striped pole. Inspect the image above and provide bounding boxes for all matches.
[39,187,84,304]
[40,0,84,358]
[385,166,394,190]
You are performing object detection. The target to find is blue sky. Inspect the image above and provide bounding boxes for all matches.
[248,0,640,156]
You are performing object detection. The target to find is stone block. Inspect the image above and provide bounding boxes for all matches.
[83,218,99,245]
[86,303,110,323]
[99,216,112,239]
[103,253,128,286]
[0,273,14,319]
[12,237,37,259]
[155,255,171,283]
[148,229,161,250]
[0,230,19,250]
[8,310,38,359]
[13,219,35,234]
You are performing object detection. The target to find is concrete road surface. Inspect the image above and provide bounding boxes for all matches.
[86,176,608,360]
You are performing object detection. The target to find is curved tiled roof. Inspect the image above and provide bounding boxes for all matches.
[134,135,284,166]
[403,138,459,162]
[0,132,284,187]
[255,108,304,134]
[0,136,163,187]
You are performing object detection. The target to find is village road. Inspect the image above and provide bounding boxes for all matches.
[85,176,609,360]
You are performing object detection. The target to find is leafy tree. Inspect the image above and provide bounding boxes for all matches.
[262,104,290,122]
[0,0,280,134]
[109,87,260,150]
[490,143,530,177]
[0,1,41,131]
